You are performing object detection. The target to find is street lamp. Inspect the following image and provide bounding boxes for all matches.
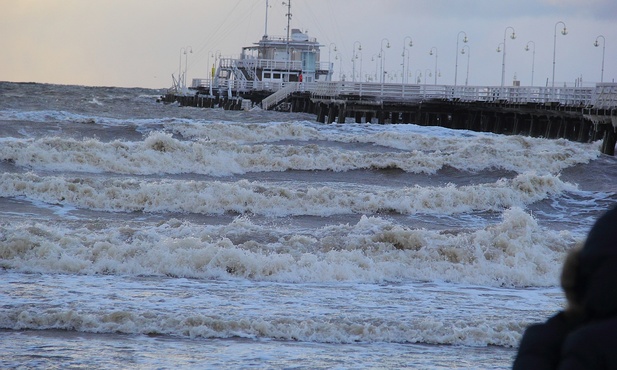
[424,69,432,85]
[496,42,504,83]
[461,45,470,86]
[179,46,193,89]
[380,38,391,84]
[455,31,468,86]
[209,50,221,79]
[328,43,337,81]
[207,51,214,79]
[525,41,536,86]
[352,41,362,82]
[552,21,567,89]
[354,50,363,82]
[429,47,438,85]
[335,52,343,80]
[402,36,413,84]
[500,27,516,87]
[594,35,606,83]
[371,54,380,82]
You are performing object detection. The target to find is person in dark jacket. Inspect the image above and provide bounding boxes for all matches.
[513,204,617,369]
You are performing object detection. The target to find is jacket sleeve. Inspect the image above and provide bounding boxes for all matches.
[513,312,569,370]
[559,318,617,370]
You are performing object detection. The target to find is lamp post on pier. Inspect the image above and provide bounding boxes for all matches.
[500,27,516,87]
[380,38,391,84]
[179,46,192,90]
[371,54,379,82]
[525,41,536,86]
[461,45,470,86]
[454,31,468,86]
[209,50,221,79]
[328,43,337,81]
[402,36,413,84]
[335,52,343,80]
[355,51,363,82]
[552,21,568,89]
[424,69,432,85]
[352,41,362,82]
[429,47,438,85]
[207,51,215,80]
[207,52,211,80]
[594,35,606,83]
[496,42,504,85]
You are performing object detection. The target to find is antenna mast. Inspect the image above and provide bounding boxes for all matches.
[283,0,292,81]
[285,0,292,43]
[264,0,269,39]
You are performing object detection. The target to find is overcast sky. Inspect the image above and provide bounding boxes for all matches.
[1,0,615,89]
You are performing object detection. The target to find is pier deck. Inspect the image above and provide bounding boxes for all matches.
[164,81,617,155]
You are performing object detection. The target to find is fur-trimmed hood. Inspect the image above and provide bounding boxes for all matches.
[563,205,617,320]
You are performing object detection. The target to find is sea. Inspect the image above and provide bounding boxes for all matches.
[1,81,615,369]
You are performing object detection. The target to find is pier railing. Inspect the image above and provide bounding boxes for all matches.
[192,79,290,93]
[189,79,617,108]
[592,83,617,109]
[230,58,304,73]
[310,81,599,106]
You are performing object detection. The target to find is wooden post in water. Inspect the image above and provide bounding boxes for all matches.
[601,127,616,155]
[337,104,346,123]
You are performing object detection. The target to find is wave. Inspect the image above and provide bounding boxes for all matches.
[0,130,600,176]
[0,208,579,287]
[0,172,578,216]
[0,304,528,347]
[0,109,187,128]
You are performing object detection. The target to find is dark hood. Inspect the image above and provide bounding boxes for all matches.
[579,204,617,319]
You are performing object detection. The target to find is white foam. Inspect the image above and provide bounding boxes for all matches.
[0,171,578,216]
[0,109,185,128]
[0,207,579,287]
[0,128,600,176]
[0,305,529,346]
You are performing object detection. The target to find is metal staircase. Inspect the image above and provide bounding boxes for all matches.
[261,83,301,110]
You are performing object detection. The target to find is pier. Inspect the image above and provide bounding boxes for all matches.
[163,81,617,155]
[160,0,617,155]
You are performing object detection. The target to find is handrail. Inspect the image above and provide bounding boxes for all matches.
[233,58,304,72]
[261,82,302,110]
[309,82,600,106]
[188,79,617,108]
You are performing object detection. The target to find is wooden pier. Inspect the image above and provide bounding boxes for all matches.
[163,81,617,155]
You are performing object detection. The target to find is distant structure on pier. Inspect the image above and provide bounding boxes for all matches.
[161,1,617,155]
[175,0,332,97]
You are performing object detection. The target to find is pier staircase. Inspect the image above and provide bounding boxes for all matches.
[261,82,302,110]
[217,58,259,93]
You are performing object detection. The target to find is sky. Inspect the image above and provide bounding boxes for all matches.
[1,0,615,89]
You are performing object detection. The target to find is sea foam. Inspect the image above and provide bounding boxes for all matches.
[0,171,577,216]
[0,208,578,287]
[0,128,600,176]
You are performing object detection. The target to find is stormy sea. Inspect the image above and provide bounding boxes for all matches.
[1,81,616,369]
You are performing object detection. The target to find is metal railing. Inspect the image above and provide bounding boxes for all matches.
[309,82,602,106]
[232,58,303,72]
[188,78,617,108]
[592,83,617,109]
[261,82,303,110]
[191,79,291,93]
